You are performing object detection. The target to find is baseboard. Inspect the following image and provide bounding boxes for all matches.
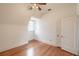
[36,39,57,46]
[36,39,77,56]
[76,50,79,55]
[61,48,77,56]
[0,43,28,56]
[61,47,77,56]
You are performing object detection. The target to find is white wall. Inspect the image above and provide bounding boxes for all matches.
[0,24,28,52]
[35,4,77,55]
[35,12,57,46]
[77,4,79,15]
[0,4,33,52]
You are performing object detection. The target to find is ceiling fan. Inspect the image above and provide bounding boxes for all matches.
[28,3,52,11]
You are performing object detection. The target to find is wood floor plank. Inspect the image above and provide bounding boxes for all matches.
[0,40,75,56]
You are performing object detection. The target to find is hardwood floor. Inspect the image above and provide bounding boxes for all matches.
[0,40,75,56]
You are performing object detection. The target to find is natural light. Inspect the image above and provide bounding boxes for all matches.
[27,48,34,56]
[28,17,36,32]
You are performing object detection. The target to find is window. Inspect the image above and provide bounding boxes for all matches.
[28,20,36,32]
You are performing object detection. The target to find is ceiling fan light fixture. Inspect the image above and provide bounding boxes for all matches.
[34,4,37,7]
[36,6,39,8]
[31,3,38,9]
[32,6,35,8]
[48,8,52,11]
[28,3,49,11]
[38,7,41,11]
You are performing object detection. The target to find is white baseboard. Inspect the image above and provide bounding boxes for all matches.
[0,41,28,52]
[37,39,57,47]
[61,46,78,55]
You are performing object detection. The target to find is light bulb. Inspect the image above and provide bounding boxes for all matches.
[36,6,38,8]
[32,6,35,8]
[34,4,37,7]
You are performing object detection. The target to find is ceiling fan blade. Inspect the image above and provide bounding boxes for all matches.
[38,7,42,11]
[29,7,32,10]
[37,3,46,5]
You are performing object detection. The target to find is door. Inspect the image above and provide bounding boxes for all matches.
[61,17,75,53]
[77,17,79,55]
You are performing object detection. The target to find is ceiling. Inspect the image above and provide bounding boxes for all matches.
[0,3,53,25]
[0,3,77,25]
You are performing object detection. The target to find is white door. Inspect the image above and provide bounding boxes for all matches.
[77,17,79,55]
[56,19,61,47]
[61,17,75,53]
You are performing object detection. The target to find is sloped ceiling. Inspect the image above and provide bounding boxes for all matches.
[0,3,77,25]
[0,3,50,25]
